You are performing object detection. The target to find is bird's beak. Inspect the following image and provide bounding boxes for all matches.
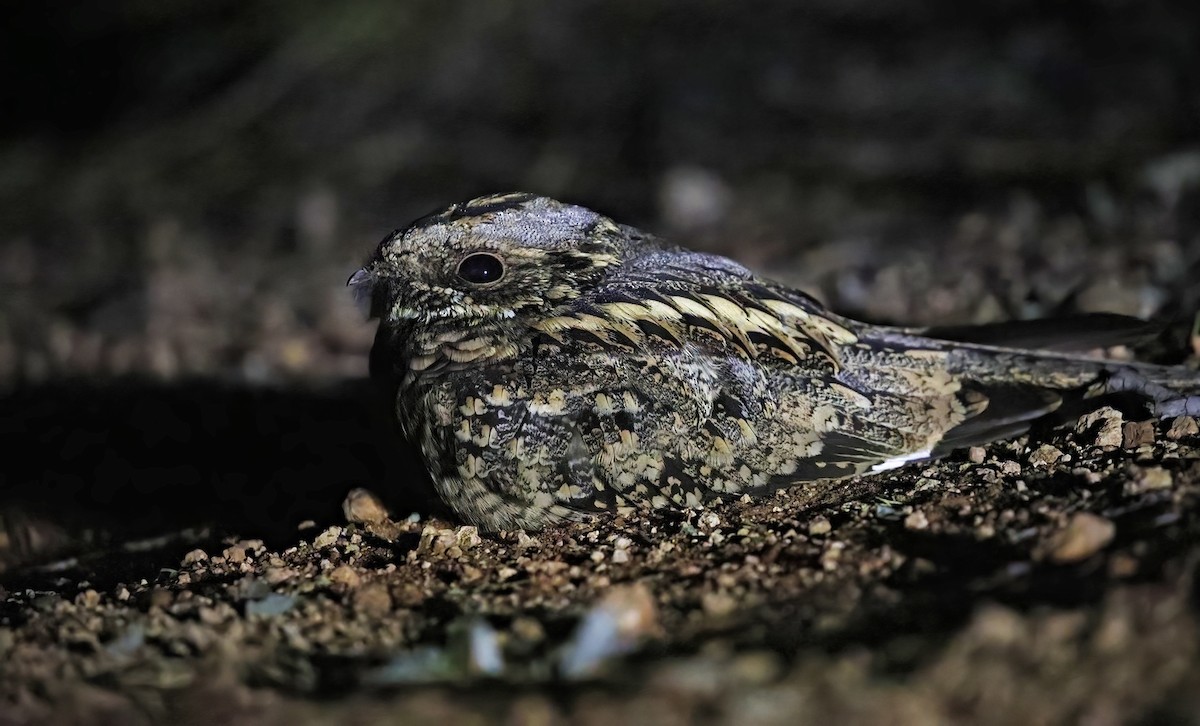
[347,267,375,318]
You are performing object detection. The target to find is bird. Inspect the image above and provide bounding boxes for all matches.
[350,192,1200,531]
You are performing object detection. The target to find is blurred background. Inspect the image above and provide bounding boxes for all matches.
[2,0,1200,560]
[4,7,1200,719]
[3,0,1199,387]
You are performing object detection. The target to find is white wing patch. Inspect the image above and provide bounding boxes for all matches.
[870,448,932,473]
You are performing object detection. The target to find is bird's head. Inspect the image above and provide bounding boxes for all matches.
[350,193,629,337]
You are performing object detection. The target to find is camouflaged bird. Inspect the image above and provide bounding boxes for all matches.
[352,192,1200,531]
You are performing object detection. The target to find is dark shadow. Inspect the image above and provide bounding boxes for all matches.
[0,377,444,578]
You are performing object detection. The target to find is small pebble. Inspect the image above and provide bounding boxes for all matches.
[181,549,208,567]
[263,567,296,585]
[467,620,505,676]
[820,544,843,571]
[1121,421,1155,449]
[807,517,832,536]
[1108,553,1139,578]
[969,604,1024,646]
[245,593,296,618]
[198,605,231,625]
[1028,444,1064,467]
[353,584,393,617]
[967,446,987,464]
[455,526,482,551]
[730,651,782,685]
[904,511,929,530]
[1134,466,1173,491]
[1166,416,1198,440]
[701,591,738,617]
[330,565,361,588]
[559,583,659,678]
[343,487,389,525]
[313,527,342,550]
[1048,512,1115,563]
[511,617,546,644]
[148,588,173,609]
[417,526,460,557]
[1076,407,1124,449]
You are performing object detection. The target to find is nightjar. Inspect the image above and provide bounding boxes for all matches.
[351,192,1200,531]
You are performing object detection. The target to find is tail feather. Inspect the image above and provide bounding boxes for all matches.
[917,312,1198,417]
[847,316,1196,462]
[929,336,1200,454]
[922,312,1165,353]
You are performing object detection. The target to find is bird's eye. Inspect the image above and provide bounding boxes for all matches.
[456,252,506,284]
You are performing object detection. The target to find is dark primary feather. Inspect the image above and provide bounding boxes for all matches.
[923,313,1164,352]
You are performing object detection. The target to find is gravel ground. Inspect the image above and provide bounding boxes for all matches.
[3,3,1200,724]
[2,407,1199,724]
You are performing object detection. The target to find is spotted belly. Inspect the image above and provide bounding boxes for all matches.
[406,346,946,529]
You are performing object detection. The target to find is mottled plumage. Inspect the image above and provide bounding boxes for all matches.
[352,193,1200,530]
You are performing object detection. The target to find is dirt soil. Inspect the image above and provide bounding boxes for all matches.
[3,3,1200,724]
